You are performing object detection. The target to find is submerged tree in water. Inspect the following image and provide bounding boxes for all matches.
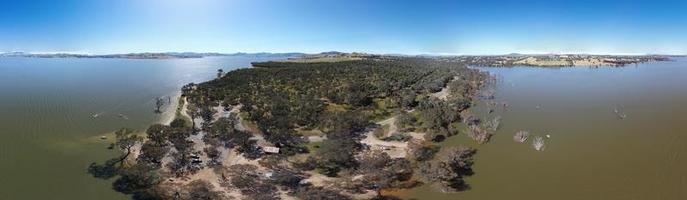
[87,128,150,198]
[513,130,529,143]
[88,128,143,178]
[467,125,491,144]
[418,146,476,193]
[408,142,441,162]
[154,97,165,113]
[485,115,502,131]
[217,68,224,78]
[532,136,545,151]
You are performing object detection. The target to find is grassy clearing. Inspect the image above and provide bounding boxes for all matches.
[325,102,349,112]
[296,128,324,137]
[304,141,324,153]
[239,115,263,135]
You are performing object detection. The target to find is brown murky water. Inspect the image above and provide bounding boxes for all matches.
[0,55,288,199]
[2,56,684,199]
[402,58,687,200]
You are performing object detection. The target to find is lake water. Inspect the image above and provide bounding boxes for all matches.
[0,55,287,199]
[402,58,687,199]
[3,56,686,200]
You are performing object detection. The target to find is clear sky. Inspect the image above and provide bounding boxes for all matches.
[1,0,686,55]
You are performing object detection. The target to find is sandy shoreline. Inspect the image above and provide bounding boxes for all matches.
[159,91,182,125]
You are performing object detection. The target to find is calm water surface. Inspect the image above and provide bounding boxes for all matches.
[3,56,686,199]
[402,58,687,200]
[0,56,287,199]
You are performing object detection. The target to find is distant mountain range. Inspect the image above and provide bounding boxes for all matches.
[2,51,683,60]
[0,52,307,59]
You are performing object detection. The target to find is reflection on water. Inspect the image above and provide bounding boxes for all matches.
[0,56,287,200]
[403,58,687,200]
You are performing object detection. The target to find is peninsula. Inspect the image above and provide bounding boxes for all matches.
[88,52,674,199]
[88,54,491,199]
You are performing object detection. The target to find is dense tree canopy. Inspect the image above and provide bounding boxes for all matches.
[91,56,490,200]
[184,58,486,154]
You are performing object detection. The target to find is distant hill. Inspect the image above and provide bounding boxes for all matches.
[0,52,307,59]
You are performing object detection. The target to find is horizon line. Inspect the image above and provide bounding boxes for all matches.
[1,50,685,57]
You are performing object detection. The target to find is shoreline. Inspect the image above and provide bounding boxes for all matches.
[159,91,182,125]
[460,55,671,67]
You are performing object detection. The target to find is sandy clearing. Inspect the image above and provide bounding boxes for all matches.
[361,116,408,158]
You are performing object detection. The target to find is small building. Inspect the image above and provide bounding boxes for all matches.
[263,146,280,154]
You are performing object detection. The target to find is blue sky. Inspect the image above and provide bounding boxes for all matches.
[1,0,686,55]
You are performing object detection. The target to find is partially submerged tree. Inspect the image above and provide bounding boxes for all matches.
[514,130,529,143]
[356,151,414,195]
[532,136,545,151]
[408,142,441,162]
[114,128,143,163]
[88,128,142,178]
[485,115,502,131]
[217,68,224,78]
[467,125,491,144]
[154,97,165,113]
[417,146,476,193]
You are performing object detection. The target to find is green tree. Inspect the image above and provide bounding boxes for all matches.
[87,128,143,178]
[112,163,160,195]
[217,69,224,78]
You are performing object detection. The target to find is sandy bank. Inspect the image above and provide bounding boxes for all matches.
[159,91,182,125]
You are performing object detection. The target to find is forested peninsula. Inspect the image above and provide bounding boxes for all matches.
[89,55,495,199]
